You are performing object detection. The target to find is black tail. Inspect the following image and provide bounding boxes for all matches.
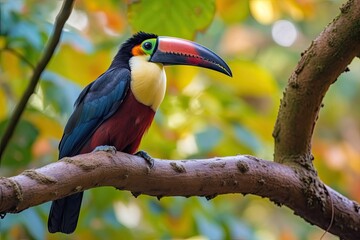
[48,192,84,234]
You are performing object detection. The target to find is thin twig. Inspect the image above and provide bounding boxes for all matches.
[0,0,75,162]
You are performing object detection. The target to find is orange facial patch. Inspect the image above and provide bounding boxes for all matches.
[132,45,145,56]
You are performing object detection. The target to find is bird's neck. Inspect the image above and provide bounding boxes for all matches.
[129,56,166,111]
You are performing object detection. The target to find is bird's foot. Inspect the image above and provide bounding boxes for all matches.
[135,150,154,168]
[93,145,117,155]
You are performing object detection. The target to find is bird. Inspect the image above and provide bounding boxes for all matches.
[48,31,232,234]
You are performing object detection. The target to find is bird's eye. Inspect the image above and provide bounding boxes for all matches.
[143,42,152,50]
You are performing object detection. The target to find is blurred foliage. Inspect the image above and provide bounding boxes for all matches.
[0,0,359,239]
[128,0,216,39]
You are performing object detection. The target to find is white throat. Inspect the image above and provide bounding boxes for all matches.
[129,56,166,111]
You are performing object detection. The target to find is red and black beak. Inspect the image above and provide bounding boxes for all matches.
[149,36,232,77]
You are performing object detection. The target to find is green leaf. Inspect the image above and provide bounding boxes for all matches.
[128,0,216,39]
[21,208,45,240]
[195,126,222,153]
[0,89,7,120]
[0,0,23,35]
[148,199,165,214]
[9,21,43,50]
[233,124,261,152]
[195,211,224,240]
[0,119,39,168]
[41,71,82,116]
[222,215,254,239]
[217,0,249,24]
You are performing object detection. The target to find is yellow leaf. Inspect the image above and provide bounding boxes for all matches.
[0,36,6,48]
[281,0,315,20]
[25,112,63,139]
[166,65,199,92]
[250,0,280,24]
[0,89,7,120]
[216,0,249,24]
[1,51,21,79]
[243,114,276,141]
[165,209,193,235]
[48,44,111,86]
[209,60,278,97]
[82,0,117,11]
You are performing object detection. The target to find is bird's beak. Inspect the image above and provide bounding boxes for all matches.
[149,36,232,77]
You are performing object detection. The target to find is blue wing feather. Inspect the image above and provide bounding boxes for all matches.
[58,67,131,158]
[48,67,131,233]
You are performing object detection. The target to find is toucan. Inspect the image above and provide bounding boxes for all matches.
[48,32,232,234]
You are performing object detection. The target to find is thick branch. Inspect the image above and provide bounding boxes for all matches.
[273,0,360,165]
[0,152,359,239]
[0,0,75,161]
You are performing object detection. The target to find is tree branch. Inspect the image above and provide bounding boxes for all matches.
[273,0,360,166]
[0,152,359,239]
[0,0,75,162]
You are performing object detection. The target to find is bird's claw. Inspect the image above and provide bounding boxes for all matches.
[135,150,154,168]
[93,145,117,155]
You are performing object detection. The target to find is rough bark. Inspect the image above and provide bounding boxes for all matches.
[0,152,359,239]
[273,0,360,166]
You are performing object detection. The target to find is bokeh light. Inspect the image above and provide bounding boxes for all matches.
[271,20,298,47]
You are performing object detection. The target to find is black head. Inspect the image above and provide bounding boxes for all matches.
[110,32,158,69]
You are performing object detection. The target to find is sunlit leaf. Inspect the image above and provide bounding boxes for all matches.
[24,111,63,139]
[1,51,22,80]
[166,65,199,92]
[208,60,279,97]
[128,0,216,39]
[0,36,6,48]
[48,44,111,86]
[164,197,194,235]
[249,0,280,24]
[0,89,7,120]
[216,0,249,24]
[282,0,315,20]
